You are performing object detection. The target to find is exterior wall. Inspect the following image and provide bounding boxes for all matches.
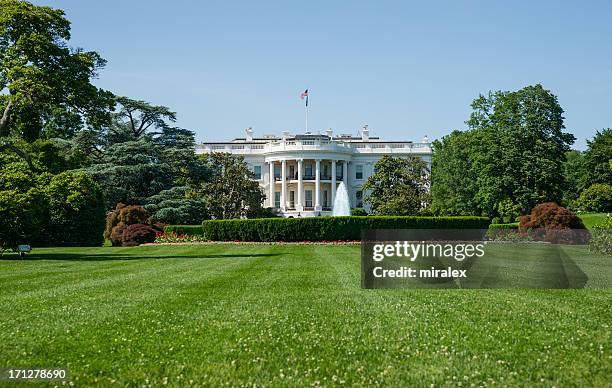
[197,135,432,217]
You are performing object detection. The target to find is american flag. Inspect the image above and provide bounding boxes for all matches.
[300,89,308,106]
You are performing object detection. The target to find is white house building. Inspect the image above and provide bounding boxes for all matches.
[196,127,433,217]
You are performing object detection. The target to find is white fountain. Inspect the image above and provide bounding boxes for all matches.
[332,182,351,216]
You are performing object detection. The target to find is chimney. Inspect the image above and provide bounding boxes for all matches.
[245,127,253,141]
[361,124,369,141]
[282,130,290,140]
[325,128,333,138]
[422,135,429,143]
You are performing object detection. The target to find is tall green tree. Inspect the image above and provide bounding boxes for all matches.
[191,153,264,219]
[362,155,430,216]
[582,129,612,189]
[80,97,207,211]
[430,130,480,216]
[431,84,575,218]
[0,0,114,146]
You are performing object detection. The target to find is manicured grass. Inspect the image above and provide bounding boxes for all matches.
[579,212,609,229]
[1,244,610,386]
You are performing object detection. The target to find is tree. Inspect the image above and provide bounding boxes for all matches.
[37,171,105,246]
[562,150,587,205]
[431,84,575,218]
[430,130,481,216]
[85,137,173,207]
[582,129,612,189]
[0,0,114,144]
[192,153,264,219]
[0,152,105,249]
[144,186,207,225]
[362,155,430,216]
[575,183,612,212]
[80,98,207,209]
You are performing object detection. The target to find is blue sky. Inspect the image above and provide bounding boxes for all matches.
[34,0,612,149]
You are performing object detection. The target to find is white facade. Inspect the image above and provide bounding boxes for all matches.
[196,127,433,217]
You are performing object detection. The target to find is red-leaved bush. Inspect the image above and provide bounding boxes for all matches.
[519,202,589,244]
[121,224,158,246]
[104,204,165,246]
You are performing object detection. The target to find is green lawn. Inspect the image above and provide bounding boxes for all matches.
[579,212,609,229]
[1,244,610,386]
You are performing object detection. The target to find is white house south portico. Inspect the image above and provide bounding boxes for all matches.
[196,127,432,217]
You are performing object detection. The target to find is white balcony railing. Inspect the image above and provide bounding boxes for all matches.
[196,140,432,155]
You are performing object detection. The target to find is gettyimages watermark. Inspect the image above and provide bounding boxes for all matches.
[361,229,608,289]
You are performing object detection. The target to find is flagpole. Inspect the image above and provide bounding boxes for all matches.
[305,100,308,133]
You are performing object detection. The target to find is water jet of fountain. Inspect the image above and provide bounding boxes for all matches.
[332,182,351,216]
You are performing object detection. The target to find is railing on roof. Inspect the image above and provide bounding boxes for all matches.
[196,140,432,154]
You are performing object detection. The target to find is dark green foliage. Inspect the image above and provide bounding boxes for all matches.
[575,183,612,212]
[0,0,114,140]
[145,186,207,225]
[432,84,574,217]
[562,150,586,205]
[589,216,611,255]
[163,225,205,236]
[121,224,158,246]
[192,153,264,219]
[351,208,368,216]
[0,150,105,248]
[582,129,612,189]
[201,216,491,242]
[86,138,173,207]
[36,171,105,246]
[362,155,430,216]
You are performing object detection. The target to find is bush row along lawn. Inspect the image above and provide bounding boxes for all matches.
[0,244,610,386]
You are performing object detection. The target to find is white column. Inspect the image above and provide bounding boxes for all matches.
[297,159,304,212]
[269,161,275,207]
[331,160,337,211]
[315,159,321,211]
[281,159,287,211]
[343,161,348,183]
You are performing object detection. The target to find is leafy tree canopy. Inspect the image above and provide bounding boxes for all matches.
[191,152,264,219]
[362,155,430,216]
[432,84,575,217]
[0,0,114,142]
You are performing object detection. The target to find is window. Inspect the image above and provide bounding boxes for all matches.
[305,164,313,178]
[253,165,262,180]
[274,165,281,179]
[289,191,295,208]
[356,164,363,180]
[356,190,363,208]
[305,190,313,207]
[289,165,295,179]
[323,190,328,207]
[274,192,280,208]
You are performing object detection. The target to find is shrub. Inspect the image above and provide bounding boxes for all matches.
[122,224,158,246]
[164,225,204,236]
[104,204,151,246]
[589,216,611,255]
[201,216,490,242]
[38,171,106,247]
[575,183,612,212]
[351,208,368,216]
[488,223,519,230]
[519,202,589,244]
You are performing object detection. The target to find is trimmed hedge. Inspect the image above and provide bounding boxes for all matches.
[164,224,204,236]
[201,216,491,242]
[488,223,519,230]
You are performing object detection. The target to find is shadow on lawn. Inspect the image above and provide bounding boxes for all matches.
[7,253,284,262]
